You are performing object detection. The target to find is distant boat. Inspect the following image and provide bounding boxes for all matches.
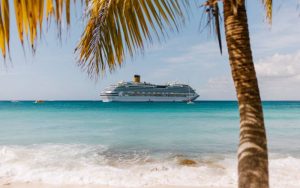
[187,100,194,105]
[34,100,44,103]
[11,100,19,103]
[100,75,199,102]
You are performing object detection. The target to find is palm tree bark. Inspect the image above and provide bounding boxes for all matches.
[223,1,269,188]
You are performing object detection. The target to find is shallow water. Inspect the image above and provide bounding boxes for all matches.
[0,101,299,187]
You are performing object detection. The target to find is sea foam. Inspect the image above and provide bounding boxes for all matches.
[0,144,299,188]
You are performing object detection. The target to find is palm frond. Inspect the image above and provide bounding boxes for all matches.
[231,0,243,15]
[262,0,272,23]
[0,3,6,58]
[0,0,74,58]
[66,0,71,26]
[200,0,222,54]
[214,3,222,54]
[46,0,54,21]
[0,0,9,58]
[76,0,189,78]
[231,0,272,23]
[14,0,24,45]
[2,0,9,51]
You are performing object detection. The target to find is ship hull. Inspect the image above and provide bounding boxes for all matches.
[101,95,199,102]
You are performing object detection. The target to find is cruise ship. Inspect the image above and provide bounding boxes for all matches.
[100,75,199,102]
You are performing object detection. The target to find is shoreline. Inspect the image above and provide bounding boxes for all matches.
[0,182,232,188]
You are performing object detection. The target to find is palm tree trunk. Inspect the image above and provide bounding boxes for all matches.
[223,1,269,188]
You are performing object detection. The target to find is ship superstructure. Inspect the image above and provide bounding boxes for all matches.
[100,75,199,102]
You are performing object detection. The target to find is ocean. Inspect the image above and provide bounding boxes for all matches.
[0,101,299,187]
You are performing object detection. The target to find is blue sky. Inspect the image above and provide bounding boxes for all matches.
[0,0,300,100]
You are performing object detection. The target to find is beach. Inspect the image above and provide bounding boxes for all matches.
[0,183,233,188]
[0,101,300,188]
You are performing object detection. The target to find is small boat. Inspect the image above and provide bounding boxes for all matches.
[187,100,194,104]
[34,100,44,103]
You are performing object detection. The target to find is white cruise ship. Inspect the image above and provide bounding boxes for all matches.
[100,75,199,102]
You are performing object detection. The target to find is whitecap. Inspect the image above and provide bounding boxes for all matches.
[0,144,299,188]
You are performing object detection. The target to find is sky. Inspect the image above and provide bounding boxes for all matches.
[0,0,300,101]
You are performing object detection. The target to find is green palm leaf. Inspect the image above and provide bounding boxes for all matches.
[75,0,189,77]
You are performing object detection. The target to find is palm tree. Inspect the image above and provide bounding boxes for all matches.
[223,1,269,187]
[0,0,273,187]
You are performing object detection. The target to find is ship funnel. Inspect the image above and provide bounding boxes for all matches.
[133,75,141,83]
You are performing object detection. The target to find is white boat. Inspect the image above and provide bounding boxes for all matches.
[34,100,45,104]
[187,100,194,104]
[100,75,199,102]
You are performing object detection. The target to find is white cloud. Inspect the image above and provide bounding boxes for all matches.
[250,3,300,57]
[164,42,226,65]
[207,77,232,88]
[255,51,300,79]
[198,51,300,100]
[199,76,236,100]
[255,51,300,100]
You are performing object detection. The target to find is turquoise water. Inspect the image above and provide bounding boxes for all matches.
[0,101,300,187]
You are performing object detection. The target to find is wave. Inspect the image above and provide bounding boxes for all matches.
[0,144,299,187]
